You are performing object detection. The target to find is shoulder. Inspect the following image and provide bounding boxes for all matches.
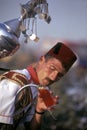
[0,70,30,87]
[14,69,31,80]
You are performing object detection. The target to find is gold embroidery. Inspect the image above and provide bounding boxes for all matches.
[11,73,26,86]
[0,71,28,86]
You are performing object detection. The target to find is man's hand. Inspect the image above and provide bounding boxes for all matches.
[36,88,59,113]
[29,89,59,130]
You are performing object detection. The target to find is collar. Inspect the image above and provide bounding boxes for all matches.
[26,66,39,84]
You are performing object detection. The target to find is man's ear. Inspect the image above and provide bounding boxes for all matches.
[39,56,45,64]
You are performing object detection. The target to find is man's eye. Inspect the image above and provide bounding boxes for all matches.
[50,66,55,70]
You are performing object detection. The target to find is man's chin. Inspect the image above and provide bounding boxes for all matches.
[41,81,52,86]
[40,82,47,86]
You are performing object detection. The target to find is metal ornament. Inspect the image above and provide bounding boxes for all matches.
[0,0,51,59]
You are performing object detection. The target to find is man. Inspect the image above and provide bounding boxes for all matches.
[0,42,77,130]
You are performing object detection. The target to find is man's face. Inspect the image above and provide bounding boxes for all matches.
[36,56,66,86]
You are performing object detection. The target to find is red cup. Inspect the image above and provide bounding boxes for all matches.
[38,87,55,108]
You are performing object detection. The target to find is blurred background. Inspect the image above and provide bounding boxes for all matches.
[0,0,87,130]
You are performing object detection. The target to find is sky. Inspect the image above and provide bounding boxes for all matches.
[0,0,87,43]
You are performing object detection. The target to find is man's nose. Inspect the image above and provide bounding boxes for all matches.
[49,72,58,81]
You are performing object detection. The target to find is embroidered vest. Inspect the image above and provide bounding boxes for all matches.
[0,71,33,123]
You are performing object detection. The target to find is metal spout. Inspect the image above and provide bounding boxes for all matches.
[0,23,20,59]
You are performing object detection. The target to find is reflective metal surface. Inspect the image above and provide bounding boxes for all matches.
[0,23,20,58]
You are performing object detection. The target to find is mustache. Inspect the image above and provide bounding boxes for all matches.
[45,77,54,84]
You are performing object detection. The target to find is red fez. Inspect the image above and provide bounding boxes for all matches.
[45,42,77,71]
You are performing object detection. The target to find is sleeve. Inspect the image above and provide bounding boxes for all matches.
[0,79,20,124]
